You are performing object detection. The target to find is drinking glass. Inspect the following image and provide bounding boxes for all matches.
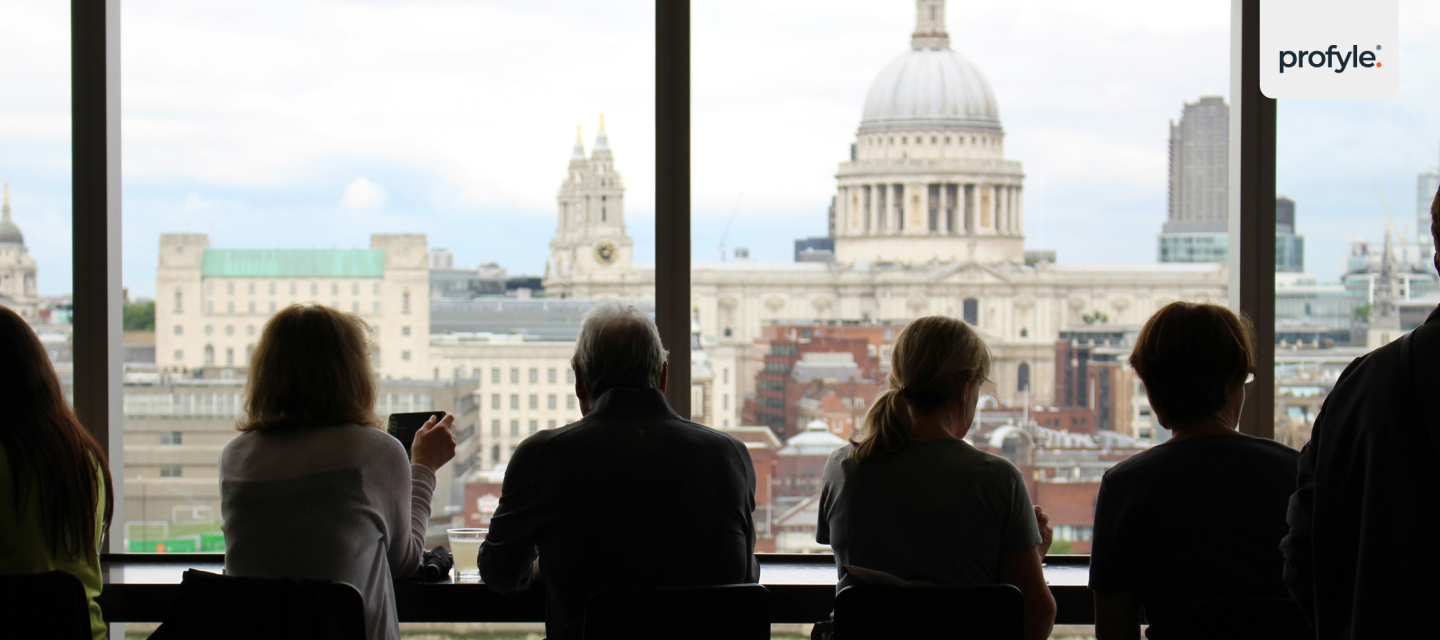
[447,528,487,579]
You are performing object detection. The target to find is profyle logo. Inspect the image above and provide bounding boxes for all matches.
[1278,45,1382,74]
[1260,0,1397,99]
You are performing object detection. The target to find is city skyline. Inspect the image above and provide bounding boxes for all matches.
[3,0,1439,298]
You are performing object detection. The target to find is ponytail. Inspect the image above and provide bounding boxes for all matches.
[849,385,912,462]
[848,315,991,464]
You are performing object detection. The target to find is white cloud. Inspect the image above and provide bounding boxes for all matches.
[340,177,386,210]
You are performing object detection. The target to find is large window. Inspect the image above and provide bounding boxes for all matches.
[1272,0,1439,449]
[691,0,1231,556]
[110,1,652,600]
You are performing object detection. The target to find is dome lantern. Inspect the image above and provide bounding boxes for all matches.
[859,0,1000,133]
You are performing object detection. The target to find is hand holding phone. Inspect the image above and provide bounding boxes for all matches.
[410,413,457,472]
[388,411,446,457]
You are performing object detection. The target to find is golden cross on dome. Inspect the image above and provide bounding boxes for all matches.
[599,114,605,132]
[576,125,582,142]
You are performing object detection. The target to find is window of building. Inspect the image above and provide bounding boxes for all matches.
[547,394,556,410]
[491,395,500,410]
[491,446,500,463]
[268,282,276,295]
[269,301,276,313]
[722,394,729,410]
[204,325,213,335]
[510,368,519,383]
[962,298,979,325]
[204,345,214,364]
[174,290,183,313]
[246,325,255,336]
[1018,362,1031,393]
[173,325,183,335]
[226,301,234,314]
[206,301,214,314]
[372,302,380,314]
[566,369,575,384]
[352,282,359,295]
[311,283,318,295]
[528,420,538,434]
[226,282,234,295]
[224,325,233,336]
[373,282,381,295]
[492,369,501,384]
[528,394,538,410]
[548,368,557,383]
[473,368,481,380]
[510,394,519,409]
[173,350,183,361]
[205,282,214,295]
[402,291,410,314]
[402,326,411,336]
[331,282,339,295]
[225,347,234,365]
[529,368,538,383]
[490,420,500,436]
[159,465,183,478]
[509,420,519,436]
[290,282,297,295]
[352,302,359,313]
[160,432,183,445]
[401,351,411,361]
[547,420,556,430]
[566,396,576,410]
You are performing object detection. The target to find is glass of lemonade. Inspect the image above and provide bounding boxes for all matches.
[447,528,487,579]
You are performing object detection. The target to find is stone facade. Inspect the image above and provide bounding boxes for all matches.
[155,232,432,379]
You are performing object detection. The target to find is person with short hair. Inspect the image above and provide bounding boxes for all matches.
[1091,302,1298,640]
[1282,184,1440,638]
[220,304,456,640]
[480,301,759,640]
[817,315,1057,640]
[0,306,114,640]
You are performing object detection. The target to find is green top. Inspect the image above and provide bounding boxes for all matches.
[0,441,108,639]
[202,249,386,278]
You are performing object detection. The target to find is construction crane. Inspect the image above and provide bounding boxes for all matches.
[716,193,742,262]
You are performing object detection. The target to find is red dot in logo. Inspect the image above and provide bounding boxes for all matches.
[1377,62,1382,67]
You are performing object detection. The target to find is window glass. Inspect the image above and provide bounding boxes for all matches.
[694,0,1229,558]
[114,2,651,583]
[1272,1,1438,450]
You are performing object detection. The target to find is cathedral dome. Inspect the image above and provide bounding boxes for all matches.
[860,47,1000,133]
[0,186,21,245]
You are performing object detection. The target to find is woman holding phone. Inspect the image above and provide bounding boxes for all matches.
[220,304,455,640]
[0,306,114,639]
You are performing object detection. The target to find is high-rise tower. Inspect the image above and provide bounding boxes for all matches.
[1159,96,1229,264]
[544,117,633,297]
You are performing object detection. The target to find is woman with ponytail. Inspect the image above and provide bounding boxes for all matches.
[0,306,114,639]
[816,316,1056,640]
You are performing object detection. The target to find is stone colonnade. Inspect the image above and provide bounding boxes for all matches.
[839,182,1023,236]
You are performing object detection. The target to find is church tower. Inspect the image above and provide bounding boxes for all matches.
[544,116,634,298]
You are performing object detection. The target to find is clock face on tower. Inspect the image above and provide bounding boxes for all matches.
[594,241,618,266]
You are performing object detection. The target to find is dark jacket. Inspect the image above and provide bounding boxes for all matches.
[1282,307,1440,639]
[478,387,760,640]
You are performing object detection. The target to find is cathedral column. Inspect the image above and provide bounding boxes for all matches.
[997,186,1008,233]
[1015,186,1024,236]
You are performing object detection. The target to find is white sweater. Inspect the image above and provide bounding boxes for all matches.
[219,423,435,640]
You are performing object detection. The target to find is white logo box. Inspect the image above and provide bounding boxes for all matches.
[1260,0,1398,99]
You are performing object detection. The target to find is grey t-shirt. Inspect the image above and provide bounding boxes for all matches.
[817,439,1041,591]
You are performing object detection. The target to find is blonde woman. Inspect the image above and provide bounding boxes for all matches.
[220,305,456,640]
[816,316,1056,640]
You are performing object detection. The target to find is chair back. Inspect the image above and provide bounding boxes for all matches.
[583,584,770,640]
[150,569,366,640]
[833,584,1025,640]
[1183,597,1313,640]
[0,570,92,640]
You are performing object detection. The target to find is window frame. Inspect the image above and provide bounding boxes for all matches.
[70,0,1274,556]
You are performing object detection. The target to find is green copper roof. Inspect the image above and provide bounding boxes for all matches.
[201,249,386,278]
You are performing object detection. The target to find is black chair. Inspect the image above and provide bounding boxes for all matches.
[583,584,770,640]
[148,569,366,640]
[1181,597,1314,640]
[0,570,92,640]
[833,584,1025,640]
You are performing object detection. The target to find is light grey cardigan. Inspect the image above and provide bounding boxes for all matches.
[219,423,435,640]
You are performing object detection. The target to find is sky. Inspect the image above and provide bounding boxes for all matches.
[2,0,1438,299]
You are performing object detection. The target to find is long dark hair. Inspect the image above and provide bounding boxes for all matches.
[0,306,114,556]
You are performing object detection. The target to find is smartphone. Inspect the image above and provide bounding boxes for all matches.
[388,411,447,457]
